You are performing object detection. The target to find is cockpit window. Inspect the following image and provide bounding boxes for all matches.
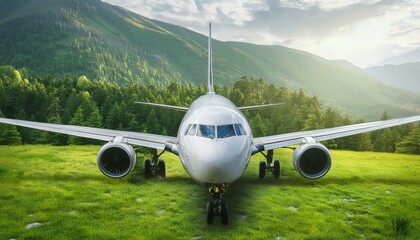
[185,123,246,139]
[234,124,246,136]
[197,125,215,139]
[217,125,236,139]
[185,124,197,136]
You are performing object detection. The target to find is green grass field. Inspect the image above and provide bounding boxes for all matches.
[0,145,419,239]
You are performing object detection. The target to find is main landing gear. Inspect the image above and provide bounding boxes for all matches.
[144,149,166,178]
[258,149,280,179]
[206,184,229,225]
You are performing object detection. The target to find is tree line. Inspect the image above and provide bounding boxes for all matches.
[0,66,418,154]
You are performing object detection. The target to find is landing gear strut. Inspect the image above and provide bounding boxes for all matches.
[206,184,229,225]
[258,149,280,179]
[144,149,166,178]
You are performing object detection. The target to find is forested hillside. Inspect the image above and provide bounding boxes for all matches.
[1,0,419,120]
[0,0,185,86]
[0,66,418,154]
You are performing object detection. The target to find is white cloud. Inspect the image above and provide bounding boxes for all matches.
[102,0,420,66]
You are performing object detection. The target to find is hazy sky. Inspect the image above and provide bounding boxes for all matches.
[102,0,420,67]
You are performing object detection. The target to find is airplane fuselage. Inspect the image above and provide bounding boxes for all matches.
[177,93,253,184]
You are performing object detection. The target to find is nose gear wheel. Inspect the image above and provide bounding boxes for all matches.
[206,184,229,225]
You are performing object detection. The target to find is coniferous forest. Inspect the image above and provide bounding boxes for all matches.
[0,65,419,154]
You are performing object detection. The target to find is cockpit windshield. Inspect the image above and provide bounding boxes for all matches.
[185,124,246,139]
[197,125,216,139]
[217,125,236,138]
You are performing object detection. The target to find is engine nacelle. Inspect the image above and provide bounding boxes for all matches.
[97,142,136,178]
[293,142,332,179]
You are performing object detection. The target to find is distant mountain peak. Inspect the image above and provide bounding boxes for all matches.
[373,47,420,66]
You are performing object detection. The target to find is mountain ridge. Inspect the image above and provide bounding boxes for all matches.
[373,48,420,66]
[366,62,420,93]
[0,0,419,120]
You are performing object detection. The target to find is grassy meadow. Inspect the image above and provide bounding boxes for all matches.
[0,145,419,239]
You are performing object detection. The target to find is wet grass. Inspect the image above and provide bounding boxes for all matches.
[0,145,419,239]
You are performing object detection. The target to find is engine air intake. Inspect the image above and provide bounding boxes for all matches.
[97,142,136,178]
[293,143,331,179]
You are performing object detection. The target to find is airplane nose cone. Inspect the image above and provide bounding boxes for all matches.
[181,137,250,183]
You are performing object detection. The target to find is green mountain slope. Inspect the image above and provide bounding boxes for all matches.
[0,0,206,85]
[0,0,419,119]
[223,43,420,119]
[365,62,420,93]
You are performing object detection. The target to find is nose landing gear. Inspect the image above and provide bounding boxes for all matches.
[206,184,229,225]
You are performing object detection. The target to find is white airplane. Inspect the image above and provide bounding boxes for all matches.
[1,24,419,225]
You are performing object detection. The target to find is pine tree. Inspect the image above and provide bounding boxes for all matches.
[47,114,67,146]
[396,125,420,154]
[0,81,5,111]
[68,106,85,145]
[324,107,341,128]
[0,111,22,145]
[141,109,161,134]
[373,128,399,153]
[128,117,140,132]
[250,113,268,137]
[45,96,67,145]
[85,106,102,128]
[106,103,122,129]
[381,110,391,120]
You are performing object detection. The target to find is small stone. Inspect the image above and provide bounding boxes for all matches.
[288,206,298,211]
[157,208,165,214]
[25,222,42,229]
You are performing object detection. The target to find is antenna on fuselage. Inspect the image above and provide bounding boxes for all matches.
[208,23,215,94]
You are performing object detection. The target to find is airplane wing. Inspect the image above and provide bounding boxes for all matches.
[238,103,285,111]
[135,102,188,112]
[0,117,177,150]
[253,115,420,152]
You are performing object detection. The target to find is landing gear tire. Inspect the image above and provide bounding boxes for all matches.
[207,184,229,225]
[221,202,228,225]
[273,160,280,178]
[144,159,152,178]
[157,160,166,178]
[259,161,266,179]
[206,202,214,224]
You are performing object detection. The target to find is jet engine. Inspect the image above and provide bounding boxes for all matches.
[97,142,136,178]
[293,141,331,179]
